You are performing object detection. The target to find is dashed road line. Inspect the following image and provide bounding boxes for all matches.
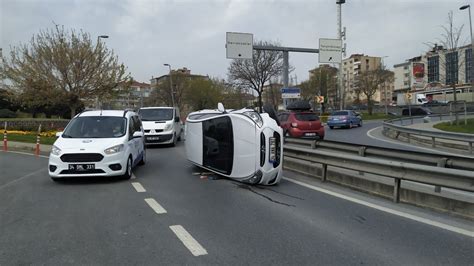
[170,225,208,256]
[144,198,167,214]
[283,177,474,238]
[131,182,146,192]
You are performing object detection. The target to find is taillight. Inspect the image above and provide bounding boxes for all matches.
[291,122,298,128]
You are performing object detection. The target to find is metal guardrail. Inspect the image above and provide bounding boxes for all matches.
[383,113,474,154]
[284,138,474,171]
[283,144,474,203]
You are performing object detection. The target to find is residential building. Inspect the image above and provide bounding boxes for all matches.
[107,81,151,109]
[342,54,382,105]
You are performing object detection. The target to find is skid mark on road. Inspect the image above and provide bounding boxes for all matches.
[170,225,208,256]
[234,183,295,207]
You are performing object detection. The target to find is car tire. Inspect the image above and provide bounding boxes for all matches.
[358,120,363,127]
[349,122,353,129]
[138,148,146,165]
[122,157,132,180]
[329,126,334,129]
[319,136,324,140]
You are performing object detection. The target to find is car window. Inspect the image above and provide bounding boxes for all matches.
[132,116,141,132]
[332,111,348,116]
[62,116,126,138]
[294,113,319,121]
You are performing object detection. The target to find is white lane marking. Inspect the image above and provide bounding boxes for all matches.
[131,182,146,192]
[170,225,208,256]
[0,168,46,191]
[366,126,472,158]
[283,177,474,238]
[144,198,167,214]
[1,150,49,158]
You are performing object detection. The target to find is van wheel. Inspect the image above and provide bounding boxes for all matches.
[171,134,177,147]
[122,157,132,180]
[177,130,182,141]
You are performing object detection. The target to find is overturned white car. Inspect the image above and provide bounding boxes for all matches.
[185,103,283,185]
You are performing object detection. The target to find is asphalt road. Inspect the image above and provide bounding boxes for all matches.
[0,145,473,265]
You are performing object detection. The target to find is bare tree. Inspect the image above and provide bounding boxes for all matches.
[358,68,394,115]
[227,41,284,112]
[3,25,129,117]
[434,11,466,125]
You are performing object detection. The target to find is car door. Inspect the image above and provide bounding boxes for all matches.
[127,116,139,165]
[132,116,144,159]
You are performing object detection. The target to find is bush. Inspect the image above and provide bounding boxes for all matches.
[0,109,17,118]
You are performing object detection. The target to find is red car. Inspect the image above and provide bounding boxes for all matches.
[278,111,325,139]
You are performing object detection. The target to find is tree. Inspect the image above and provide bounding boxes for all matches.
[358,68,394,115]
[300,66,337,113]
[3,25,130,117]
[185,78,223,110]
[430,11,466,125]
[227,40,284,112]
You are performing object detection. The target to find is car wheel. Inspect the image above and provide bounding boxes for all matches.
[122,157,132,180]
[138,148,146,165]
[319,136,324,140]
[358,120,363,127]
[349,122,353,129]
[329,126,334,129]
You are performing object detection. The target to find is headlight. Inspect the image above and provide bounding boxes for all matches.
[51,145,61,156]
[243,111,263,127]
[104,144,124,155]
[164,123,173,131]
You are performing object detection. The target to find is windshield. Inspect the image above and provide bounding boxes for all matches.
[139,108,173,121]
[62,116,127,138]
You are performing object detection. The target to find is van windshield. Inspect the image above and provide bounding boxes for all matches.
[139,108,173,121]
[62,116,127,138]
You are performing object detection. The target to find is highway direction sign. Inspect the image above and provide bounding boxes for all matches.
[226,32,253,59]
[319,38,342,64]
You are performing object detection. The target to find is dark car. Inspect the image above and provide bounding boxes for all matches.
[401,107,432,116]
[327,110,362,129]
[278,111,325,139]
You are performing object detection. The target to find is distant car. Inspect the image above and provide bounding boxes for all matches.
[401,107,432,116]
[48,110,146,181]
[278,111,324,139]
[327,110,362,129]
[422,100,448,106]
[185,103,283,185]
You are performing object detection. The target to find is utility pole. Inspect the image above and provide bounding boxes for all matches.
[336,0,346,110]
[163,64,175,107]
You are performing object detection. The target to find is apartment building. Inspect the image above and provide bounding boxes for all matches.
[342,54,382,105]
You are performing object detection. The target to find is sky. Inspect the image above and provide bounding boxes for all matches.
[1,0,472,84]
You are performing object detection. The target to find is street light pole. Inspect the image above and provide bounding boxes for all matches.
[460,4,473,102]
[381,56,389,115]
[163,64,175,107]
[336,0,345,110]
[96,35,109,109]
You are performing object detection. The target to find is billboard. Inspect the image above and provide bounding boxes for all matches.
[413,63,425,80]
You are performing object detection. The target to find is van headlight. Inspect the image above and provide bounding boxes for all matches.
[243,111,263,127]
[51,145,62,156]
[164,123,173,131]
[104,144,124,155]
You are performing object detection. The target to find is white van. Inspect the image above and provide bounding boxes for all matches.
[138,107,183,146]
[185,103,283,185]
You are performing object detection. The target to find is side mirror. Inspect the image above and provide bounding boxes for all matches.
[175,117,180,122]
[217,102,226,113]
[133,131,144,139]
[56,132,63,137]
